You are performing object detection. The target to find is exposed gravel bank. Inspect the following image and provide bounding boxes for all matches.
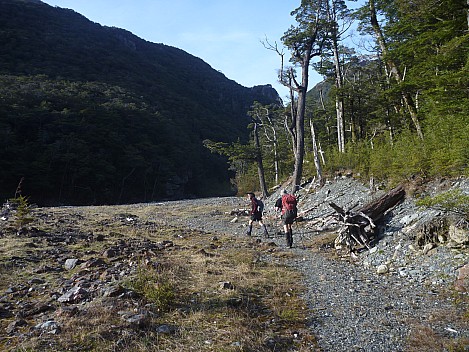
[155,178,468,351]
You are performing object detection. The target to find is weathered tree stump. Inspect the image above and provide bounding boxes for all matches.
[330,185,405,252]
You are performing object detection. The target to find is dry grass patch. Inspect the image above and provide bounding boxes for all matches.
[407,324,469,352]
[0,202,318,351]
[303,230,340,259]
[0,236,41,261]
[50,243,315,351]
[405,287,468,352]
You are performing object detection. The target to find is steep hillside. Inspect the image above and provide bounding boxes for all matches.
[0,0,281,205]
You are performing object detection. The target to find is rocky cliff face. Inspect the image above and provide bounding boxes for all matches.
[251,85,283,106]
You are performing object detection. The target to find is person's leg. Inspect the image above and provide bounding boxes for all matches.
[284,223,290,246]
[259,220,269,238]
[287,224,293,248]
[246,219,253,235]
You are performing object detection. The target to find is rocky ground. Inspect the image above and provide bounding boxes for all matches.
[278,177,468,351]
[148,177,469,351]
[1,176,468,351]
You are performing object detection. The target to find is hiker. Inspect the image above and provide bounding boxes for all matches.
[278,189,297,248]
[246,192,269,237]
[274,196,282,212]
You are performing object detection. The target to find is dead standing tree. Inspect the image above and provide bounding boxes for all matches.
[330,185,405,253]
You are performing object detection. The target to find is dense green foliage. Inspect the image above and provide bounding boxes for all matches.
[227,0,467,193]
[319,0,469,181]
[0,0,280,204]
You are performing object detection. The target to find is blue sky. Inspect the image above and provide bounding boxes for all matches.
[40,0,326,100]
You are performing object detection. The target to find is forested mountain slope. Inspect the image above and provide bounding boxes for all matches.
[0,0,281,205]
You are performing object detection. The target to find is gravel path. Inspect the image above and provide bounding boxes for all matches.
[290,249,431,351]
[152,179,468,352]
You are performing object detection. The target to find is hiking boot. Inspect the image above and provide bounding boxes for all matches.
[286,230,293,248]
[285,232,291,247]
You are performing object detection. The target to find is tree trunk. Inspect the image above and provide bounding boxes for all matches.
[265,124,280,185]
[349,73,360,143]
[319,89,333,143]
[257,105,281,186]
[310,118,324,185]
[332,36,345,152]
[369,0,424,140]
[271,128,280,185]
[278,0,328,192]
[265,112,281,185]
[119,167,135,204]
[292,63,308,192]
[253,122,269,198]
[350,95,357,143]
[336,96,345,152]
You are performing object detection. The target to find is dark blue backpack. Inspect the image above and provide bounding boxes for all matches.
[256,199,264,214]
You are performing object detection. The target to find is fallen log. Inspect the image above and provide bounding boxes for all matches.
[358,185,406,223]
[330,185,405,252]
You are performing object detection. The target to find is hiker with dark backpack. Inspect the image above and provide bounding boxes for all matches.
[246,192,269,238]
[279,189,297,248]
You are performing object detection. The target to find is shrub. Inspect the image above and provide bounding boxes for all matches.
[9,195,34,230]
[416,189,469,219]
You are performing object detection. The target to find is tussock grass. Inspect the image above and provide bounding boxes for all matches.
[0,200,318,351]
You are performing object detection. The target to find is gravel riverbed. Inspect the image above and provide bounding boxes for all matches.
[157,178,468,351]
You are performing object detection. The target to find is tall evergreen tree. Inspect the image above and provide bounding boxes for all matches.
[279,0,330,191]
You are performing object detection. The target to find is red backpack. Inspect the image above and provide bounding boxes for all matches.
[282,194,297,211]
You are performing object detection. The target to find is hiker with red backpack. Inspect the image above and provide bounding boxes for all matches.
[246,192,269,238]
[277,189,298,248]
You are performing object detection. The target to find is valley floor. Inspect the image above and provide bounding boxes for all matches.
[1,180,467,351]
[152,195,469,351]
